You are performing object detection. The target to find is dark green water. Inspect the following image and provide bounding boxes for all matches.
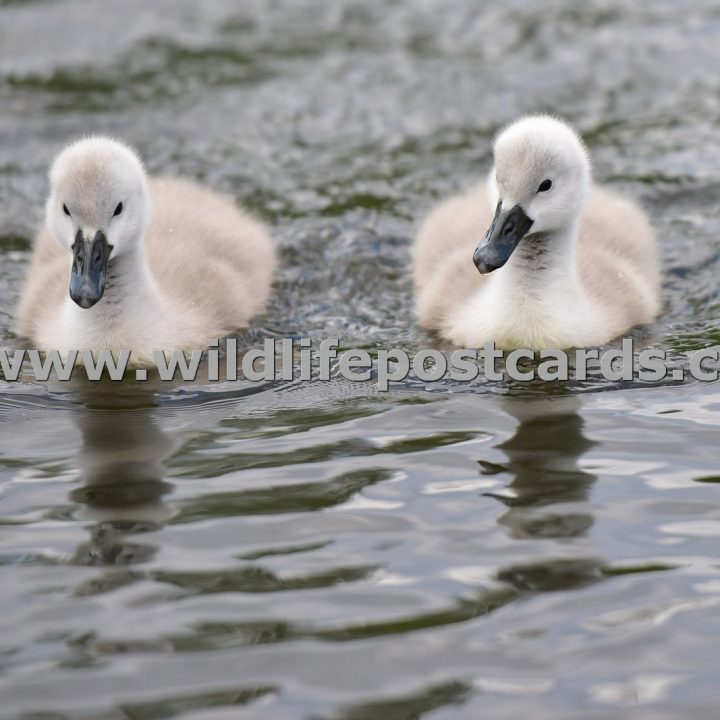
[2,1,720,718]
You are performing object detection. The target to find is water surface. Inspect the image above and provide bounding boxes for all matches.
[2,1,720,718]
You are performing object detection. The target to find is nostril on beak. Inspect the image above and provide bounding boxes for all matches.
[503,222,515,236]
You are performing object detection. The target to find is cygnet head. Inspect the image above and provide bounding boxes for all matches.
[46,137,150,309]
[474,115,591,274]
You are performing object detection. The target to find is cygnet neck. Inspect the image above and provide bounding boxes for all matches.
[99,240,163,317]
[496,219,582,302]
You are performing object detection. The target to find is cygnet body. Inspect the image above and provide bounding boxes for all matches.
[413,115,660,349]
[17,137,275,366]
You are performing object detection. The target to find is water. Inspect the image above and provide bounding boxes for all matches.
[2,1,720,717]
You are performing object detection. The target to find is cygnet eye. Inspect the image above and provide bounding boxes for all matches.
[63,204,71,217]
[113,202,123,217]
[537,179,552,193]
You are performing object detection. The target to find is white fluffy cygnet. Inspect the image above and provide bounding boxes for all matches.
[413,115,661,349]
[17,137,275,366]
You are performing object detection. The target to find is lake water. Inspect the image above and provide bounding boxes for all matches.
[2,1,720,718]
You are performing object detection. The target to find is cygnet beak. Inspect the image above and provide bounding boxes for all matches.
[473,201,534,274]
[69,229,113,309]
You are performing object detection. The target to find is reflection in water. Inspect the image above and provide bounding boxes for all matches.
[484,395,602,592]
[67,386,177,570]
[484,395,596,537]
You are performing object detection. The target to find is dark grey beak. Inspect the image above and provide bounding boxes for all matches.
[473,202,534,274]
[69,229,112,309]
